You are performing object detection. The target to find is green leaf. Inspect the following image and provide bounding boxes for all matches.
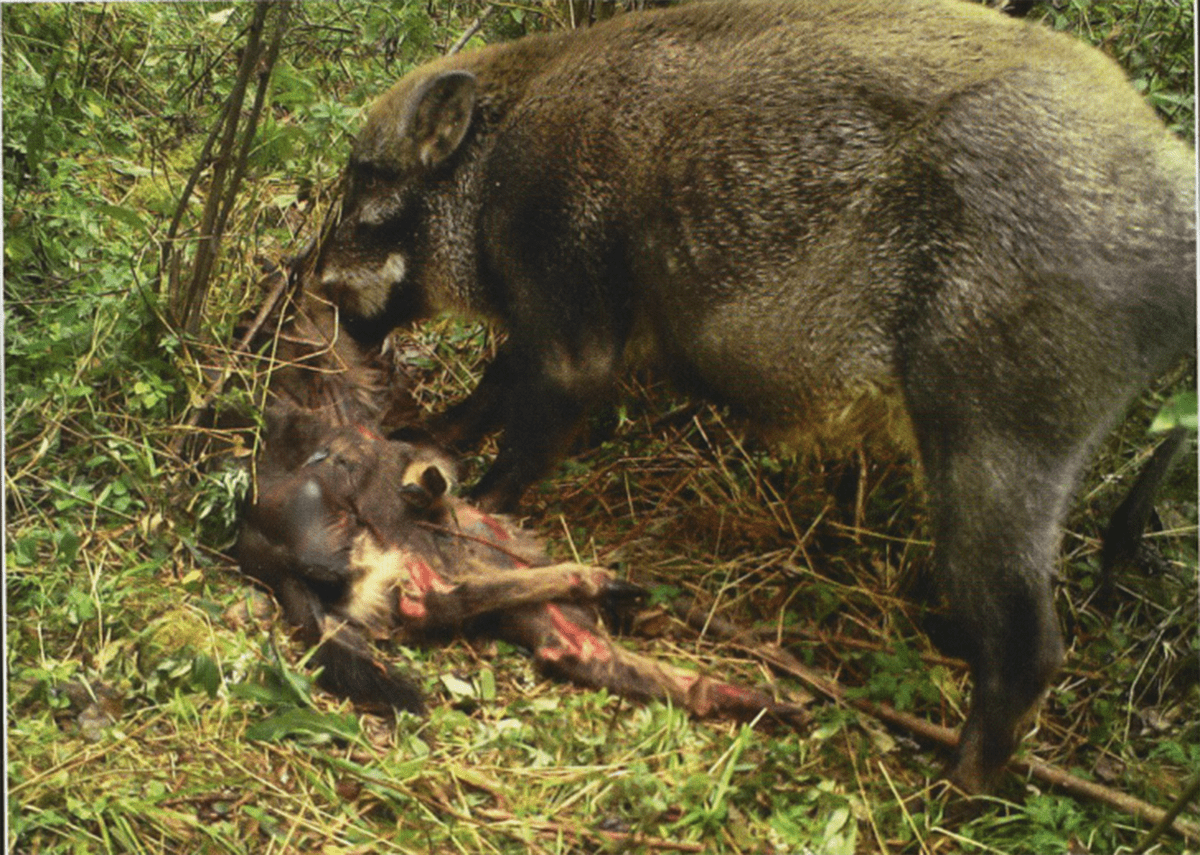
[65,588,96,623]
[190,654,221,699]
[1149,391,1198,433]
[245,707,361,743]
[440,672,476,699]
[55,528,81,565]
[478,667,496,701]
[229,680,294,706]
[96,203,148,235]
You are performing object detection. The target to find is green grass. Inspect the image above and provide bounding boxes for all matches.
[5,2,1197,853]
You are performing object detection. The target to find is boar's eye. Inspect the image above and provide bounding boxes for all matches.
[343,164,421,241]
[346,162,399,208]
[348,159,395,190]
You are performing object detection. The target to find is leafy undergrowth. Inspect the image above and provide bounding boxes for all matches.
[6,2,1197,854]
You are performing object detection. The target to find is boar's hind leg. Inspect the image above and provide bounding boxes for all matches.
[1100,425,1188,596]
[914,425,1077,794]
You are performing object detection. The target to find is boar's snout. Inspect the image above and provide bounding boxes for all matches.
[315,231,417,344]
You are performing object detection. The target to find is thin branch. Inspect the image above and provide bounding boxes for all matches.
[212,2,291,253]
[168,264,293,456]
[177,1,271,334]
[447,4,496,55]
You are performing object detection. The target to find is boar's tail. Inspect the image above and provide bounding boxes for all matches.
[312,622,426,716]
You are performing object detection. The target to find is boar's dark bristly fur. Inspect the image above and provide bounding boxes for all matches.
[311,0,1196,793]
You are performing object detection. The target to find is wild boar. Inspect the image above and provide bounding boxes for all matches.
[309,0,1196,793]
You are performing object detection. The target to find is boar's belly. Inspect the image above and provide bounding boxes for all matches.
[643,287,913,453]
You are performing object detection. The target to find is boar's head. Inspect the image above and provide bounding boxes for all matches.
[316,68,479,345]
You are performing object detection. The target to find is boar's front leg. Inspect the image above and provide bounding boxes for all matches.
[467,343,615,513]
[426,348,517,451]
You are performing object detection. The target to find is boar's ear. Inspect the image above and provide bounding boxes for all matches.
[405,70,476,169]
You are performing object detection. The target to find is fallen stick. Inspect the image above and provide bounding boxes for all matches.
[730,639,1200,844]
[1134,772,1200,854]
